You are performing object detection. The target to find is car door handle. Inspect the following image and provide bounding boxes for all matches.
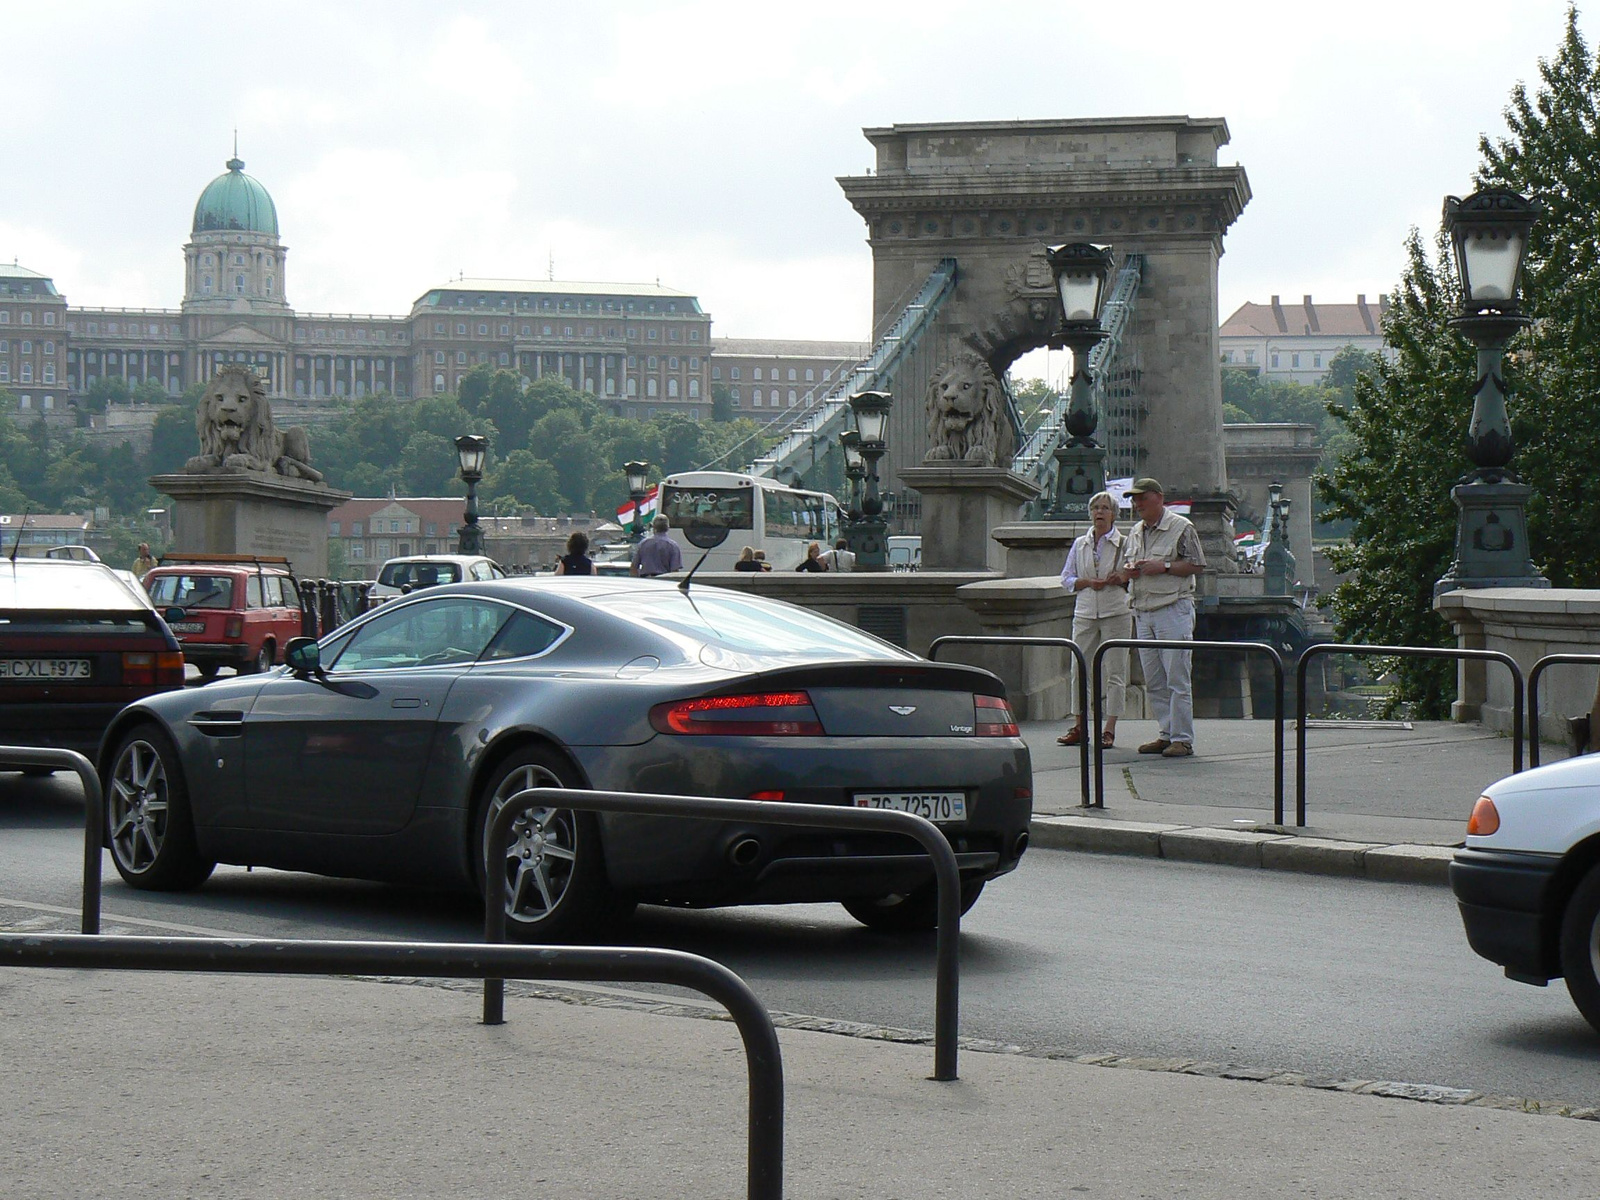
[391,698,423,709]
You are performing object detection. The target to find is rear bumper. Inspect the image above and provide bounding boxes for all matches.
[179,642,255,669]
[0,700,131,756]
[1450,847,1563,982]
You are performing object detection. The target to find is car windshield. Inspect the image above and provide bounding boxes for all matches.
[146,574,235,609]
[594,590,913,666]
[379,561,462,589]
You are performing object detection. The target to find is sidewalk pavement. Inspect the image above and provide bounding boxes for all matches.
[1021,717,1537,884]
[3,968,1597,1198]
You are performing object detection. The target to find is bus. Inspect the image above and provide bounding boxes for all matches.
[657,471,845,572]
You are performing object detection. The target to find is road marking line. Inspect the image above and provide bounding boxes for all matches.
[0,897,249,938]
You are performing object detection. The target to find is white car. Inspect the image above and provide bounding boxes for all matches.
[371,554,506,600]
[1451,752,1600,1031]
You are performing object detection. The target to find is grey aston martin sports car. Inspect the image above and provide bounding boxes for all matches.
[96,577,1033,939]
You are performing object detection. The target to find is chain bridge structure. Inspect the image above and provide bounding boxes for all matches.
[711,117,1251,533]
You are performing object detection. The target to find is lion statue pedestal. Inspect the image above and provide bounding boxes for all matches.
[900,466,1040,572]
[151,366,351,577]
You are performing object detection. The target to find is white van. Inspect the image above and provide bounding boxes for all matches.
[887,536,922,572]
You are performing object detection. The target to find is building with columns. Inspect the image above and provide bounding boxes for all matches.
[10,152,718,419]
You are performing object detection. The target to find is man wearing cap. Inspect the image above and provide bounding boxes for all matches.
[1116,477,1206,757]
[629,515,683,578]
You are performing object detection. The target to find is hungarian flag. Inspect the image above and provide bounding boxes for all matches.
[616,485,660,527]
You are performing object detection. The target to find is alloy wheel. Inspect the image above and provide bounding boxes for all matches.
[110,740,170,874]
[488,763,578,925]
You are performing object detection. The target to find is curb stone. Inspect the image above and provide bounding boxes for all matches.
[1029,814,1455,884]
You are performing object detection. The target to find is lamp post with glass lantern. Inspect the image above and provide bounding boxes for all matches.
[454,434,487,555]
[839,429,865,520]
[846,390,892,571]
[623,460,651,543]
[1044,243,1115,520]
[1262,479,1297,595]
[1435,189,1548,594]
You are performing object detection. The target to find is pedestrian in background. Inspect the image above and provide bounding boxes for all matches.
[752,550,772,572]
[733,546,763,572]
[630,515,683,578]
[1115,477,1205,758]
[132,542,157,578]
[554,530,594,576]
[823,538,856,572]
[795,541,827,572]
[1057,491,1129,748]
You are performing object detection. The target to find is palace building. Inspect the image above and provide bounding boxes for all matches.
[6,152,720,420]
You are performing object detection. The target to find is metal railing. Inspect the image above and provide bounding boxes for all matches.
[1296,644,1524,826]
[0,933,784,1200]
[928,635,1090,807]
[1091,639,1286,820]
[3,746,102,933]
[484,786,964,1081]
[1527,653,1600,768]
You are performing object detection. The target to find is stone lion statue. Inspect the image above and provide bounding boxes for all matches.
[923,352,1014,468]
[184,365,323,482]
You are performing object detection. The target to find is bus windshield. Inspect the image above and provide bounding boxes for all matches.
[659,485,754,531]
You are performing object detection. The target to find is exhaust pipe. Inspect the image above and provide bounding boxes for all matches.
[728,837,762,868]
[1013,831,1030,858]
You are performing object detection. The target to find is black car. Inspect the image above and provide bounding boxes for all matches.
[0,559,185,757]
[97,577,1032,938]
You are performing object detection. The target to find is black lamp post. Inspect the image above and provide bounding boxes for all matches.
[846,390,892,571]
[1435,188,1548,594]
[454,434,487,555]
[1045,243,1115,520]
[1263,480,1297,595]
[839,429,865,520]
[623,460,651,542]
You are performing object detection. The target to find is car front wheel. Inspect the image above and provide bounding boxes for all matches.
[842,878,985,933]
[475,747,628,942]
[106,725,215,891]
[1560,862,1600,1033]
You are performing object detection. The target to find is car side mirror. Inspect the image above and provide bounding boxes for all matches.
[163,607,186,623]
[284,637,321,675]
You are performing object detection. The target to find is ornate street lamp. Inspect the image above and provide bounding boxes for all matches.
[1435,188,1548,594]
[623,459,651,542]
[839,429,865,518]
[454,434,487,555]
[845,390,893,571]
[1045,243,1115,520]
[1263,480,1297,595]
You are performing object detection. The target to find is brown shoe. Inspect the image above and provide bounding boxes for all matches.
[1137,738,1171,755]
[1161,742,1194,758]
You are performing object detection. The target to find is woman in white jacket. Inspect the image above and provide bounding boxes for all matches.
[1057,491,1131,747]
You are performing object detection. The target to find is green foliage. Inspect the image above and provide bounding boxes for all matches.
[1322,8,1600,715]
[711,384,735,423]
[1010,377,1062,436]
[83,376,129,414]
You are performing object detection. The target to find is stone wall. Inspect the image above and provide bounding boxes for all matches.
[1437,588,1600,743]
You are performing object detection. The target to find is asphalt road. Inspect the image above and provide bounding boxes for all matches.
[4,771,1597,1111]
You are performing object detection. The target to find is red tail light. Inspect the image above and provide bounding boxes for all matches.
[225,617,244,639]
[123,650,186,687]
[156,650,185,686]
[974,694,1019,737]
[650,691,823,736]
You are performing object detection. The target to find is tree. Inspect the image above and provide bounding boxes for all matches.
[1321,8,1600,713]
[711,384,735,423]
[84,377,130,413]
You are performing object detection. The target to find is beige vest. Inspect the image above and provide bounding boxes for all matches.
[1124,511,1203,611]
[1068,528,1130,620]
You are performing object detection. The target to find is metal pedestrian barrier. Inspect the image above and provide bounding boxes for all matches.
[3,746,103,934]
[0,933,785,1200]
[485,786,966,1081]
[1296,643,1524,826]
[928,635,1090,806]
[1090,639,1286,821]
[1527,652,1600,768]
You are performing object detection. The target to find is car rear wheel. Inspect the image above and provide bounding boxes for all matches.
[1560,863,1600,1033]
[106,725,215,891]
[247,643,273,674]
[843,878,985,933]
[475,747,629,942]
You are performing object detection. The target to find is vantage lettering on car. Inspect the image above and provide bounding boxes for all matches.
[950,724,974,734]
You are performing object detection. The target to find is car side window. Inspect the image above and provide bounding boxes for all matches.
[481,610,565,660]
[279,578,299,608]
[470,561,491,581]
[246,576,263,608]
[328,598,512,673]
[491,564,507,579]
[261,576,282,607]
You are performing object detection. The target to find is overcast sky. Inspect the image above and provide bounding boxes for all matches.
[4,1,1591,379]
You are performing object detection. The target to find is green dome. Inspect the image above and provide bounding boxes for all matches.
[192,156,279,236]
